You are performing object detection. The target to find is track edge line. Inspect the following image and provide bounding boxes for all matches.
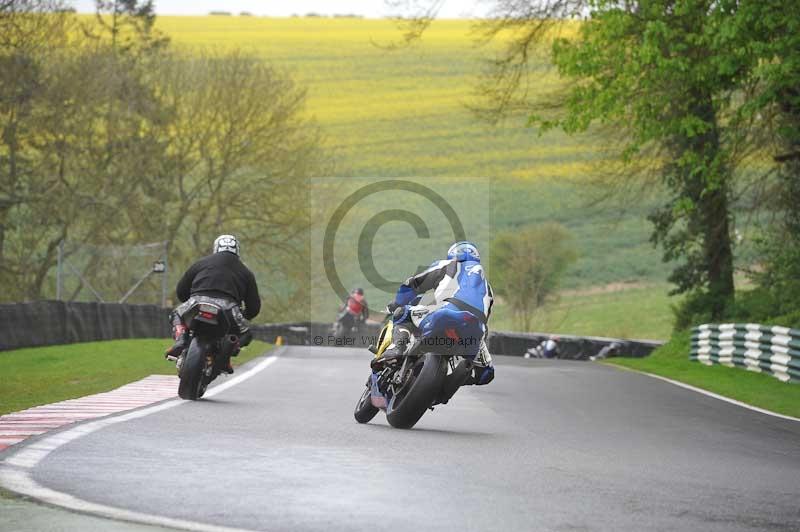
[0,347,288,531]
[607,362,800,423]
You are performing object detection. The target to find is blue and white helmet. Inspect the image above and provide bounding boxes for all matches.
[447,241,480,262]
[213,234,240,256]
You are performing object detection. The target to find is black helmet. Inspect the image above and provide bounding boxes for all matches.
[352,287,364,295]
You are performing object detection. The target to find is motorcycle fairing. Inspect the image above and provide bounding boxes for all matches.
[418,304,484,359]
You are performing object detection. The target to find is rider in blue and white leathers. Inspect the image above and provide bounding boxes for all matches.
[373,241,495,386]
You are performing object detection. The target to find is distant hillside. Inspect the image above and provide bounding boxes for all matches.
[156,17,671,295]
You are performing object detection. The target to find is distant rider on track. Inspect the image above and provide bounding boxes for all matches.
[164,234,261,374]
[336,287,369,333]
[372,241,495,387]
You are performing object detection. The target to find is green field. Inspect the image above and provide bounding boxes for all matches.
[607,333,800,418]
[156,18,591,178]
[148,17,683,336]
[0,339,271,415]
[489,283,678,340]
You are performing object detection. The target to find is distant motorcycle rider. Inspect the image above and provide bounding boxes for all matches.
[373,241,495,386]
[336,287,369,331]
[164,235,261,374]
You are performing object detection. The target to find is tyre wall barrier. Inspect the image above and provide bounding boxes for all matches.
[486,330,662,360]
[0,301,663,359]
[691,323,800,383]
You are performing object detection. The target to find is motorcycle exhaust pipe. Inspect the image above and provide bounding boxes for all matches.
[222,335,241,357]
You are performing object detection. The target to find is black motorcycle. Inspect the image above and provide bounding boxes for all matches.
[330,310,365,340]
[175,299,242,400]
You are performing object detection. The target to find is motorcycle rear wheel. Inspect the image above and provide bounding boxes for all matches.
[178,338,206,400]
[386,353,447,429]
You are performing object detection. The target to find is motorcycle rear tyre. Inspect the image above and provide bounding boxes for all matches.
[386,353,447,429]
[178,338,206,400]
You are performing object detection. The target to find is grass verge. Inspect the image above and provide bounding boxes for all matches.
[490,284,678,340]
[0,338,272,416]
[606,331,800,418]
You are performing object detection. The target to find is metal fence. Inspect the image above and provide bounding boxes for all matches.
[55,240,169,306]
[691,323,800,383]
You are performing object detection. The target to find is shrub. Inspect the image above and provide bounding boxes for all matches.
[673,286,800,330]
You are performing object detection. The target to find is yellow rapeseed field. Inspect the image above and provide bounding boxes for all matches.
[156,16,596,180]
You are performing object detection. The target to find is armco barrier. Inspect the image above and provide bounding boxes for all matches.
[0,301,662,359]
[249,322,381,347]
[691,323,800,383]
[0,301,384,352]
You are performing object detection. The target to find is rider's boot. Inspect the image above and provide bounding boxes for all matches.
[464,364,495,385]
[165,324,189,361]
[370,327,411,371]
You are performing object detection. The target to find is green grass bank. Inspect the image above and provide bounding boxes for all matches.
[0,339,272,415]
[607,332,800,418]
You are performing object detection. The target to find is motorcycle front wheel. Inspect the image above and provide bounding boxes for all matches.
[353,379,379,424]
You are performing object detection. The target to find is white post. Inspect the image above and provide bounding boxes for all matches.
[161,241,168,308]
[56,240,64,301]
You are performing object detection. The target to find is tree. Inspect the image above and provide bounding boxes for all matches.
[0,4,330,308]
[723,1,800,315]
[90,0,167,53]
[490,223,576,331]
[150,49,329,316]
[394,0,748,320]
[0,1,74,298]
[513,1,742,319]
[8,0,170,300]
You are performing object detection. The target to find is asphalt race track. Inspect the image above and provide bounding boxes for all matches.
[4,346,800,531]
